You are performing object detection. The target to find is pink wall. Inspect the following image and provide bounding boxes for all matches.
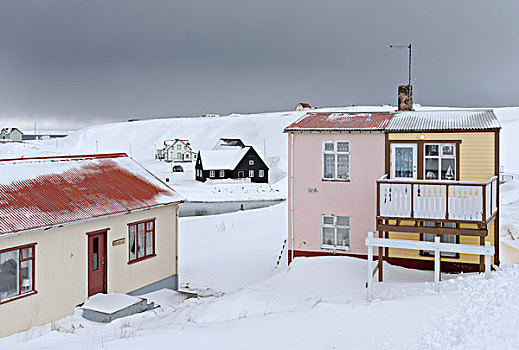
[288,132,385,255]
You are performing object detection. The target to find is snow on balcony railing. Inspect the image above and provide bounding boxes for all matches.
[377,175,498,222]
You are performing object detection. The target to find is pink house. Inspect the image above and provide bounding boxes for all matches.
[284,112,392,262]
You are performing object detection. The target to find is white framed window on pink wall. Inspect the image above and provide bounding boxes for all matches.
[322,141,349,181]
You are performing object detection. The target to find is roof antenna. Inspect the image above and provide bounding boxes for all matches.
[389,44,412,86]
[390,44,413,111]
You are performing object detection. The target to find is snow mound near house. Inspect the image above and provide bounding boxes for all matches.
[415,265,519,349]
[82,293,143,314]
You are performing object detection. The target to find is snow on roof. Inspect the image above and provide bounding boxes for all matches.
[0,153,183,235]
[284,112,393,132]
[1,128,22,134]
[387,110,501,131]
[200,147,250,170]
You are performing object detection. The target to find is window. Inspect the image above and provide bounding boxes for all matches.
[421,222,458,258]
[129,220,155,263]
[322,141,349,180]
[249,170,254,177]
[210,170,215,178]
[249,159,254,165]
[259,170,264,177]
[424,143,456,180]
[0,245,35,303]
[177,145,182,150]
[219,170,225,177]
[321,215,350,250]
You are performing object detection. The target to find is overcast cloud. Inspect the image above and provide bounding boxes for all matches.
[0,0,518,131]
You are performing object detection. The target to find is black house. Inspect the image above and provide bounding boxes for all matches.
[195,141,269,183]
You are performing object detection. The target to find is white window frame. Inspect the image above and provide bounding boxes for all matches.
[248,170,254,178]
[219,170,225,177]
[209,170,215,178]
[259,170,264,177]
[424,143,456,180]
[249,160,254,165]
[177,145,182,150]
[321,215,350,250]
[322,141,350,181]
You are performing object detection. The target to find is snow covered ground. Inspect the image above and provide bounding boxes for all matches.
[3,201,519,349]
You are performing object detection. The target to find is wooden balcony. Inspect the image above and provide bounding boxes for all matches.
[376,175,498,227]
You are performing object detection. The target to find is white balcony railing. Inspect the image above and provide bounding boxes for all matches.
[377,175,498,222]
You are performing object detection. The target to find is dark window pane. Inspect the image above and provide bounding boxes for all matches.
[93,237,98,271]
[0,250,19,300]
[425,144,439,156]
[425,158,439,179]
[441,158,456,180]
[442,145,455,156]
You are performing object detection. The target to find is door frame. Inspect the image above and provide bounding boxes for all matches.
[86,229,108,297]
[390,143,418,179]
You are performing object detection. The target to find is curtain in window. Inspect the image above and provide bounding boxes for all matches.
[337,154,348,179]
[0,250,19,301]
[323,154,335,179]
[129,225,137,260]
[137,223,145,258]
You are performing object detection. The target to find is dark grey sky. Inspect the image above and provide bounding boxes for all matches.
[0,0,518,131]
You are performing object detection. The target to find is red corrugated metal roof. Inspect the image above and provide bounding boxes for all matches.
[284,112,394,132]
[0,153,183,235]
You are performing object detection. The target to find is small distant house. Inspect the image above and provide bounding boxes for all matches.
[156,139,198,162]
[0,128,23,142]
[295,103,313,111]
[195,138,269,183]
[0,153,183,337]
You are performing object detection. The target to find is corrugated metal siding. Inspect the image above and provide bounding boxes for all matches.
[387,110,500,131]
[284,112,393,132]
[0,154,182,235]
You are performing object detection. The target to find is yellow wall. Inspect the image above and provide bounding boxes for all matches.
[388,132,496,182]
[388,222,495,265]
[0,204,178,338]
[387,131,497,264]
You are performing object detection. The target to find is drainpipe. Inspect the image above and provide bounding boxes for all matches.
[290,133,295,264]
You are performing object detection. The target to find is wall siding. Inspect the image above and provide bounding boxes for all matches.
[0,204,178,338]
[387,132,497,265]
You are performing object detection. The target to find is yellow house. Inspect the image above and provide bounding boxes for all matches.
[376,110,500,272]
[0,153,183,337]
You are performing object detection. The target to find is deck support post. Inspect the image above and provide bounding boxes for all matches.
[378,231,383,282]
[367,232,373,301]
[434,236,440,292]
[479,236,485,273]
[485,242,491,278]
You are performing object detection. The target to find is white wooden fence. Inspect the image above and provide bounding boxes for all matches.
[365,232,494,300]
[378,176,498,222]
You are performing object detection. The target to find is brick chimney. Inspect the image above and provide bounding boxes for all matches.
[397,85,413,111]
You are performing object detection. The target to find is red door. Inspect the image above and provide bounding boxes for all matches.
[87,231,107,297]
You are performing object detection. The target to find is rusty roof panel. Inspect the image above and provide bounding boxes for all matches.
[0,153,182,235]
[283,112,394,132]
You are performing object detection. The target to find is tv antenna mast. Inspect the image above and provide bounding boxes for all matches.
[389,44,412,86]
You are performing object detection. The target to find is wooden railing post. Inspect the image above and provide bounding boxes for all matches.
[482,185,487,222]
[410,183,414,219]
[445,184,448,220]
[376,182,381,217]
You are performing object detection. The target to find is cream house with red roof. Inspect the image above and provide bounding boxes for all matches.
[0,153,183,337]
